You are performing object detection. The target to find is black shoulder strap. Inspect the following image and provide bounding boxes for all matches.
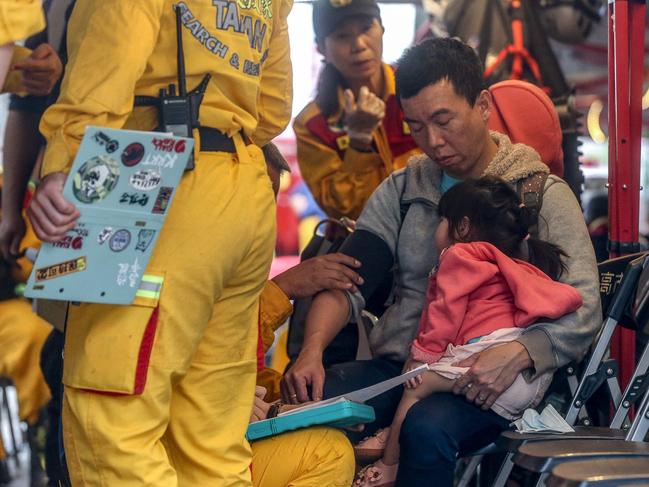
[516,172,549,237]
[398,169,411,233]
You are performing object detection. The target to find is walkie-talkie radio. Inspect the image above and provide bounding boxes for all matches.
[135,5,210,171]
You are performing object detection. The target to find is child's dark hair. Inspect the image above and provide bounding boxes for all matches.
[438,176,567,280]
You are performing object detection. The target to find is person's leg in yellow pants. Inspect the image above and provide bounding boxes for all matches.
[62,146,276,486]
[251,427,355,487]
[0,299,52,425]
[0,299,52,461]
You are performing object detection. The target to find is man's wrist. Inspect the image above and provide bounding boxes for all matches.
[301,342,324,359]
[270,274,294,300]
[512,340,534,370]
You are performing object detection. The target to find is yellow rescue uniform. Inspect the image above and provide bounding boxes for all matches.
[0,299,51,425]
[252,427,355,487]
[0,0,45,45]
[293,63,421,220]
[251,281,355,487]
[39,1,292,485]
[256,280,291,400]
[0,191,49,464]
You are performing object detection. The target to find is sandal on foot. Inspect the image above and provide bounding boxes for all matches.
[353,460,398,487]
[354,427,390,463]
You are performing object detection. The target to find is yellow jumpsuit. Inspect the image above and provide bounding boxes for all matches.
[0,0,45,45]
[251,281,355,487]
[39,1,292,485]
[0,299,51,425]
[293,63,421,220]
[0,299,51,461]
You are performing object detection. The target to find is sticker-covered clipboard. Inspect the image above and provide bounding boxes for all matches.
[24,126,193,304]
[246,400,375,441]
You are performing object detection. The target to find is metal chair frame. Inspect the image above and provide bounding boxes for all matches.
[508,255,649,486]
[456,253,649,487]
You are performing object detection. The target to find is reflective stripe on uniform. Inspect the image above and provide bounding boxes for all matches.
[136,275,164,300]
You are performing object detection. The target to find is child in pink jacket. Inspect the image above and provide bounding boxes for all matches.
[355,176,583,487]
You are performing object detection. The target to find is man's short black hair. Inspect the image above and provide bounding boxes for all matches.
[395,37,485,106]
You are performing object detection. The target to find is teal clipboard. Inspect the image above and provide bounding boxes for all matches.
[24,126,193,304]
[246,400,375,442]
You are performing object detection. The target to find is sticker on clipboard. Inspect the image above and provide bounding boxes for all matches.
[72,155,120,203]
[35,257,87,281]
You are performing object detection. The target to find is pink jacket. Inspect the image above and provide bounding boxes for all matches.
[410,242,583,364]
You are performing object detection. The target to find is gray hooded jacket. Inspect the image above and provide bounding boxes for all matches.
[347,132,601,380]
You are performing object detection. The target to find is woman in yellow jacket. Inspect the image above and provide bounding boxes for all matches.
[293,0,420,220]
[251,279,355,487]
[27,1,292,486]
[247,143,360,487]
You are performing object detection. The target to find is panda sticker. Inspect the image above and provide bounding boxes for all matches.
[72,155,120,204]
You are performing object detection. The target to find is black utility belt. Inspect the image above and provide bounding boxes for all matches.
[198,127,252,153]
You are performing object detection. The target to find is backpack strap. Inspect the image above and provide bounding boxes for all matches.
[398,168,412,235]
[516,171,549,237]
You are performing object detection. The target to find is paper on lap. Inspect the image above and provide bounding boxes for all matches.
[279,364,429,417]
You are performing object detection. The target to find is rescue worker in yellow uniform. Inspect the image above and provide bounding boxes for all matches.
[27,1,292,485]
[0,184,51,428]
[293,0,420,221]
[248,143,357,487]
[251,284,356,486]
[0,186,51,464]
[251,285,354,487]
[0,11,63,456]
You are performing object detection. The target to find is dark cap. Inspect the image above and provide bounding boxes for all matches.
[313,0,381,42]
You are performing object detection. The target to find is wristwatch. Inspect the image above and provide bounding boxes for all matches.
[267,401,284,419]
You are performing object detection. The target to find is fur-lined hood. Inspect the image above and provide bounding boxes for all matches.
[401,131,549,205]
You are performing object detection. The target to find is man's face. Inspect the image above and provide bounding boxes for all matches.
[401,80,492,179]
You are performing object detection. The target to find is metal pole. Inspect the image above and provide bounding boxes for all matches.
[607,0,645,389]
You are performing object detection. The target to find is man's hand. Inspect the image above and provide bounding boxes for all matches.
[343,86,385,148]
[250,386,271,423]
[281,349,325,404]
[0,211,26,260]
[271,253,363,300]
[452,341,533,410]
[13,43,63,96]
[28,172,80,242]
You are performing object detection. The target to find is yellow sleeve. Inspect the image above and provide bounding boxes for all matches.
[39,0,164,176]
[293,112,387,221]
[256,368,283,402]
[259,280,293,353]
[0,0,45,45]
[256,280,292,401]
[251,0,293,146]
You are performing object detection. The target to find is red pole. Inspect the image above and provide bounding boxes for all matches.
[607,0,645,389]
